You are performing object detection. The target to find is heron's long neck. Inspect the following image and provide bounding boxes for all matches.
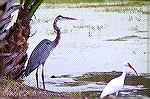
[53,19,60,46]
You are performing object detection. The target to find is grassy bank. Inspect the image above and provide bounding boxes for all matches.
[1,77,73,97]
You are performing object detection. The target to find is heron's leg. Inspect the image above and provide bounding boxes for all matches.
[36,65,39,88]
[42,62,45,89]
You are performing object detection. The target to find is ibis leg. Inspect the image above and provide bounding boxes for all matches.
[42,63,45,89]
[115,92,119,99]
[36,65,39,88]
[116,91,119,96]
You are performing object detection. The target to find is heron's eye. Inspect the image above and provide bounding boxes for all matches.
[46,42,50,45]
[58,17,63,20]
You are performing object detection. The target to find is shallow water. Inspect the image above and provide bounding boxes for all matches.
[23,3,149,98]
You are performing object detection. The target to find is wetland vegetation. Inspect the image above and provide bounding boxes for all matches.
[12,0,150,98]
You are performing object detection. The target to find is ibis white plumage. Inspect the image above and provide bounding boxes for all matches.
[100,62,138,98]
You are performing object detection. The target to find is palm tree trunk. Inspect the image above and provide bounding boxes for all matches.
[0,0,43,79]
[0,0,27,79]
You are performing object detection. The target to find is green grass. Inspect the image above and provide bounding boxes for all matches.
[43,0,150,4]
[101,6,144,13]
[16,0,150,5]
[44,0,104,3]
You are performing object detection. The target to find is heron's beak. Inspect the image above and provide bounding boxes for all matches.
[65,17,77,20]
[128,63,138,76]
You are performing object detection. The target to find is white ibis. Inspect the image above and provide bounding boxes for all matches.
[100,62,138,98]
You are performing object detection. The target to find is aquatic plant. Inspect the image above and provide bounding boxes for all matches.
[105,35,149,41]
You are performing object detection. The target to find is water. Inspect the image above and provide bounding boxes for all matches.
[23,3,149,98]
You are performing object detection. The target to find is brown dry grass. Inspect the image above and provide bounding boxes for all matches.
[1,77,78,98]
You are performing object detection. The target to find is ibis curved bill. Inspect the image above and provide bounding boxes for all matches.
[100,62,138,98]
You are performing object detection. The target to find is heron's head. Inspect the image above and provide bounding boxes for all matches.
[56,15,77,21]
[123,61,138,76]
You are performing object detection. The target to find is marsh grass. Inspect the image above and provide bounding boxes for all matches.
[143,11,150,15]
[105,35,149,41]
[42,0,149,15]
[101,6,144,13]
[73,24,108,31]
[31,18,52,25]
[63,81,88,87]
[131,25,148,33]
[69,71,149,85]
[46,27,73,36]
[43,0,149,5]
[47,29,57,35]
[73,24,108,37]
[44,0,104,3]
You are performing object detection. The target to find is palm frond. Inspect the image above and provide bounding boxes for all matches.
[29,0,44,17]
[0,0,21,35]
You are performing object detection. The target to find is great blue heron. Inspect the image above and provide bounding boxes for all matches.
[24,15,77,89]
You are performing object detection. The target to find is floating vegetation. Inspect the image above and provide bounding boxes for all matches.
[105,35,149,41]
[73,24,108,31]
[73,24,108,37]
[74,72,118,83]
[31,18,52,25]
[43,1,149,8]
[131,25,147,33]
[44,0,105,3]
[47,27,72,35]
[63,81,87,87]
[73,72,150,85]
[46,29,56,35]
[60,74,72,78]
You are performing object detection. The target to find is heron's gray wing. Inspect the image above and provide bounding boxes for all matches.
[25,39,54,77]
